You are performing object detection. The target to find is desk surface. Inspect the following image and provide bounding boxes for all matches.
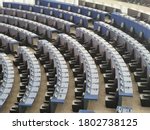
[116,106,132,113]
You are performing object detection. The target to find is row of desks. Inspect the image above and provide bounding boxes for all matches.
[0,33,19,52]
[0,14,58,40]
[17,46,41,107]
[0,8,75,34]
[111,12,150,42]
[38,40,69,104]
[37,0,109,21]
[3,2,93,28]
[0,22,39,46]
[58,33,99,100]
[0,53,14,108]
[76,27,133,97]
[94,21,150,78]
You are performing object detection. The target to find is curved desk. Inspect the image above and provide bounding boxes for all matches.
[58,33,99,100]
[17,46,41,112]
[76,27,133,98]
[0,53,14,109]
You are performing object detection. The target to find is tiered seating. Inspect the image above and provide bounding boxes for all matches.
[79,0,121,13]
[0,14,58,40]
[3,2,93,28]
[128,8,150,24]
[0,8,76,34]
[0,23,39,46]
[56,34,99,112]
[10,46,41,112]
[0,53,14,109]
[36,40,69,113]
[1,0,149,112]
[0,33,19,53]
[37,0,109,21]
[94,21,150,107]
[111,12,150,44]
[76,27,133,109]
[0,8,76,35]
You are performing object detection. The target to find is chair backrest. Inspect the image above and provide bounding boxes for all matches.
[96,44,99,53]
[131,49,135,59]
[50,59,54,68]
[97,26,101,34]
[112,68,115,78]
[139,31,144,40]
[143,66,147,75]
[129,26,134,35]
[120,22,125,30]
[114,78,118,87]
[80,63,84,72]
[0,64,2,72]
[70,48,74,57]
[0,39,2,46]
[148,75,150,84]
[107,59,111,67]
[102,51,106,60]
[105,30,110,40]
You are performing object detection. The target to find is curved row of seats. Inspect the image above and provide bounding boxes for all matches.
[56,33,99,112]
[76,27,133,108]
[37,0,109,21]
[1,1,149,112]
[0,53,14,109]
[111,12,150,44]
[94,21,150,107]
[0,8,76,35]
[78,0,121,13]
[94,21,150,65]
[0,7,70,112]
[36,40,69,113]
[0,22,39,46]
[0,33,19,53]
[0,14,58,41]
[3,2,93,28]
[10,46,41,112]
[1,1,133,112]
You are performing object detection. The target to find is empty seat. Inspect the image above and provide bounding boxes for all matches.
[72,99,83,112]
[140,94,150,107]
[137,76,150,93]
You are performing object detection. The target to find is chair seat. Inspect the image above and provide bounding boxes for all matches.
[140,94,150,107]
[137,82,149,93]
[40,103,50,113]
[72,99,83,112]
[103,73,114,83]
[75,88,84,97]
[105,95,117,108]
[105,84,116,94]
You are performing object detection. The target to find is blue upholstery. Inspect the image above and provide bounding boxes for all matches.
[37,0,109,21]
[3,2,92,28]
[111,12,150,42]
